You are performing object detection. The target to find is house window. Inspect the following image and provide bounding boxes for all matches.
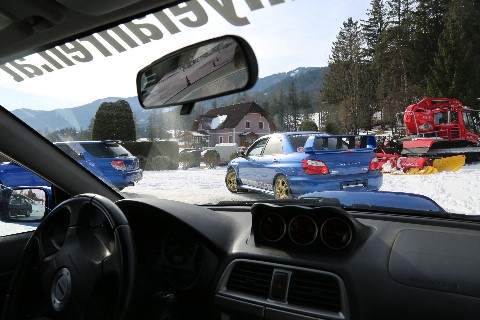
[219,136,223,144]
[246,120,250,129]
[259,121,264,129]
[228,136,232,143]
[199,123,202,130]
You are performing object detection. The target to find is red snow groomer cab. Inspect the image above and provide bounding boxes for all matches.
[376,97,479,174]
[402,97,479,158]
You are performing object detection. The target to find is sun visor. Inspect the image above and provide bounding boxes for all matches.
[57,0,142,16]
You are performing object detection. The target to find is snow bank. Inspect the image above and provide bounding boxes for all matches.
[380,163,480,215]
[4,163,479,237]
[124,164,480,215]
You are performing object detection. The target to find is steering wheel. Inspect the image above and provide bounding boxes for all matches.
[2,194,135,320]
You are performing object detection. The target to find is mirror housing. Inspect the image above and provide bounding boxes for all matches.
[238,147,247,157]
[0,186,52,222]
[136,35,258,110]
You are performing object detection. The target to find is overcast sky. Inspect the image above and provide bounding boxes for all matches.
[0,0,371,111]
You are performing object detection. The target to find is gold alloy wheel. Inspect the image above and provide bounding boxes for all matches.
[274,176,291,199]
[226,169,238,192]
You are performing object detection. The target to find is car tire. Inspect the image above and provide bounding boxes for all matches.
[25,209,31,217]
[225,169,239,193]
[274,175,292,200]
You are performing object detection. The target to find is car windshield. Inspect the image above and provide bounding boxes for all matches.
[1,0,480,217]
[80,143,132,158]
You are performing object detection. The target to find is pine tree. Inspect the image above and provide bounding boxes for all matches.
[287,82,300,130]
[299,90,313,120]
[361,0,388,125]
[362,0,388,61]
[147,112,156,142]
[276,89,287,131]
[374,0,417,129]
[426,0,474,103]
[411,0,449,83]
[322,18,366,133]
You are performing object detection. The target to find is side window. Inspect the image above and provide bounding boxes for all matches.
[228,136,232,143]
[263,136,282,155]
[56,144,84,161]
[0,152,53,236]
[288,135,309,151]
[247,138,268,156]
[259,121,264,129]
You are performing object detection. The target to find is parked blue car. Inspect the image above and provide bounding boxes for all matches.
[0,184,53,221]
[226,132,383,199]
[54,140,142,190]
[0,162,50,187]
[0,141,142,190]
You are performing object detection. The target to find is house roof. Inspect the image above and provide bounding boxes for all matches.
[238,131,258,136]
[193,101,277,131]
[189,131,209,137]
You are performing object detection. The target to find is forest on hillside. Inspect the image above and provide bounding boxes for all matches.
[322,0,480,134]
[44,0,480,141]
[193,0,480,136]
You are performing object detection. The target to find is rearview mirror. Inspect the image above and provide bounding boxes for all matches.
[0,186,52,222]
[136,35,258,109]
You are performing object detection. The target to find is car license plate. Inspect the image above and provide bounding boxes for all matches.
[340,180,365,189]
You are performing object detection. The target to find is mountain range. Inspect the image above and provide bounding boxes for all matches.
[12,67,327,133]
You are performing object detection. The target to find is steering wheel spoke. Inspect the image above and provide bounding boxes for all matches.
[101,244,122,277]
[38,251,59,295]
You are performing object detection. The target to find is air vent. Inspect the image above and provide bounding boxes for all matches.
[226,262,273,298]
[288,271,341,312]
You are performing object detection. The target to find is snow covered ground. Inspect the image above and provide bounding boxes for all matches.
[3,163,480,236]
[380,163,480,214]
[122,163,480,215]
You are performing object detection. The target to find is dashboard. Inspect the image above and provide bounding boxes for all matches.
[115,198,480,320]
[134,219,205,289]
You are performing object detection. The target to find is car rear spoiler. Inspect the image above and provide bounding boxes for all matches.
[303,135,376,154]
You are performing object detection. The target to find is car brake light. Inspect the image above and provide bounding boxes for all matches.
[111,160,126,171]
[302,159,329,175]
[369,157,380,171]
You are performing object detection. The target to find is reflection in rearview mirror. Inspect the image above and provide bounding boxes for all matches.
[0,187,50,222]
[137,35,258,109]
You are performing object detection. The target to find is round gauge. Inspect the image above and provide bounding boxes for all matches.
[164,230,196,265]
[320,217,353,249]
[288,215,318,246]
[259,213,286,242]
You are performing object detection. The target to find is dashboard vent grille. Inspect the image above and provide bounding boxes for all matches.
[288,271,341,312]
[226,262,273,298]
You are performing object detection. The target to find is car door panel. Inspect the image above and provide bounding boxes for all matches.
[0,232,32,311]
[255,155,278,190]
[256,136,284,190]
[239,138,268,188]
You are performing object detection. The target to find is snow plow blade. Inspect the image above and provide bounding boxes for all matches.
[432,155,465,172]
[405,166,438,175]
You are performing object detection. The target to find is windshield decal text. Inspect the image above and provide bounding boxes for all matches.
[0,0,287,83]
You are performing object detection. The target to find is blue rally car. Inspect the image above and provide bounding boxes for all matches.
[54,140,142,190]
[226,132,383,199]
[0,140,142,190]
